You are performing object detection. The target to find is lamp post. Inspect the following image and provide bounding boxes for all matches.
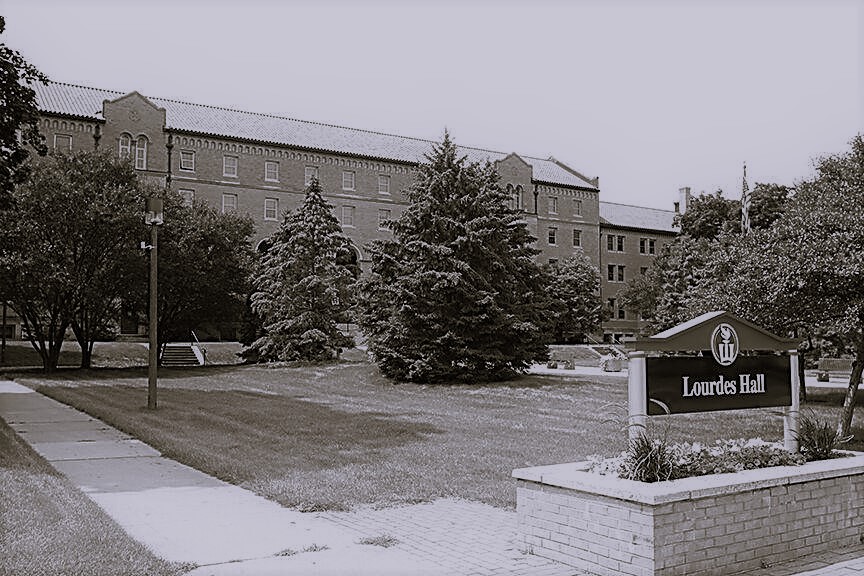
[145,196,164,409]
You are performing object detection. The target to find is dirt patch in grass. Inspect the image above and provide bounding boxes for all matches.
[0,419,190,576]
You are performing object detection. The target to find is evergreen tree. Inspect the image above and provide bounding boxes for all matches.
[357,132,551,383]
[245,179,355,362]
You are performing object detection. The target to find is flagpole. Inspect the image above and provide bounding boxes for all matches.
[741,161,748,232]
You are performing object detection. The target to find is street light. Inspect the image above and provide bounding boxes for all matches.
[145,196,163,409]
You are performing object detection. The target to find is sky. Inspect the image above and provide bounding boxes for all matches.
[2,0,861,210]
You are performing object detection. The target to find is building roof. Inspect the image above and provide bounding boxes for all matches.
[599,201,678,233]
[34,81,598,191]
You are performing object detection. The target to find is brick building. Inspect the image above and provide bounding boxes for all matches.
[17,81,679,341]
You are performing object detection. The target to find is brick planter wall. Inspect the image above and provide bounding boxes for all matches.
[513,454,864,576]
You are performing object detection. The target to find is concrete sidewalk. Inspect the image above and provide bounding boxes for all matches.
[4,378,864,576]
[0,380,446,575]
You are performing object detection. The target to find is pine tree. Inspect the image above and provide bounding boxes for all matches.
[245,179,355,362]
[357,132,551,383]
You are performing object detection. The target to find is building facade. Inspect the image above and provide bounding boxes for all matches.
[21,81,678,341]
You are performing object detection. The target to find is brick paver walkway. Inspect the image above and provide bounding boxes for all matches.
[321,499,579,576]
[322,499,864,576]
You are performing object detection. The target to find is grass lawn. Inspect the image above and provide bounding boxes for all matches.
[18,358,864,513]
[0,419,191,576]
[0,340,244,369]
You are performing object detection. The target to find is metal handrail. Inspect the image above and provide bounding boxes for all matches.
[190,330,207,365]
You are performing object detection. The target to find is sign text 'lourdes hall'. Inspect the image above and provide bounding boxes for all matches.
[635,312,796,415]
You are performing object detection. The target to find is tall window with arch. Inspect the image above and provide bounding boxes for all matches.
[135,136,148,170]
[119,133,132,159]
[506,184,523,211]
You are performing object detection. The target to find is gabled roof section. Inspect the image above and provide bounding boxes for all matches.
[600,201,677,233]
[34,82,598,190]
[106,90,165,113]
[633,311,799,352]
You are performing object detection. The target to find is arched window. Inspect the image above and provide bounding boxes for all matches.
[135,136,148,170]
[514,185,524,211]
[119,133,131,159]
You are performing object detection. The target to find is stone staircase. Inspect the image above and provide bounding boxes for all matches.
[160,344,204,367]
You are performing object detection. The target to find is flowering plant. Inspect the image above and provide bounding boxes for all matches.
[589,437,806,483]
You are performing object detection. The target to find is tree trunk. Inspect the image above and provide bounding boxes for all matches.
[838,333,864,438]
[71,320,94,369]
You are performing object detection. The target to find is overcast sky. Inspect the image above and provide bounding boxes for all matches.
[2,0,861,210]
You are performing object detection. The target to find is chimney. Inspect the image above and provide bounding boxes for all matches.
[678,187,691,214]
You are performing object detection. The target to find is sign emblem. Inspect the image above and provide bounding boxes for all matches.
[710,323,739,366]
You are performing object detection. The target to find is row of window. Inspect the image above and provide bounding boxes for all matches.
[547,227,582,248]
[180,150,394,194]
[546,196,582,216]
[606,234,657,255]
[606,264,650,283]
[195,189,393,230]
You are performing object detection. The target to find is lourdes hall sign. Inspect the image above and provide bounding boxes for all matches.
[627,311,802,451]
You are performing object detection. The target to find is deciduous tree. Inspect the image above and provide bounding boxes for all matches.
[0,16,47,209]
[545,255,604,343]
[0,151,146,371]
[154,192,255,351]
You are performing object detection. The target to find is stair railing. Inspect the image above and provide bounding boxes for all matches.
[190,330,207,366]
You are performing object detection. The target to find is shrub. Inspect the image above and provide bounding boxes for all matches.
[618,431,675,482]
[797,411,847,461]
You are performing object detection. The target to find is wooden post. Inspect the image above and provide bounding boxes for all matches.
[628,351,647,440]
[784,350,800,452]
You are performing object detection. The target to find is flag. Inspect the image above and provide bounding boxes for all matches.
[741,162,751,234]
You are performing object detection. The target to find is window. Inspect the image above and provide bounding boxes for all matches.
[573,199,582,216]
[607,264,625,282]
[572,229,582,248]
[264,198,278,221]
[135,137,148,170]
[119,134,131,158]
[548,258,558,267]
[377,208,391,230]
[607,234,625,252]
[506,184,523,211]
[378,175,391,195]
[639,237,657,255]
[618,308,626,320]
[341,205,355,227]
[53,134,72,151]
[607,298,616,311]
[640,266,648,275]
[179,150,195,172]
[265,161,279,182]
[178,189,194,207]
[617,265,625,282]
[548,227,557,245]
[223,155,238,178]
[304,166,319,186]
[342,170,355,191]
[607,265,615,282]
[222,193,237,213]
[548,196,558,215]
